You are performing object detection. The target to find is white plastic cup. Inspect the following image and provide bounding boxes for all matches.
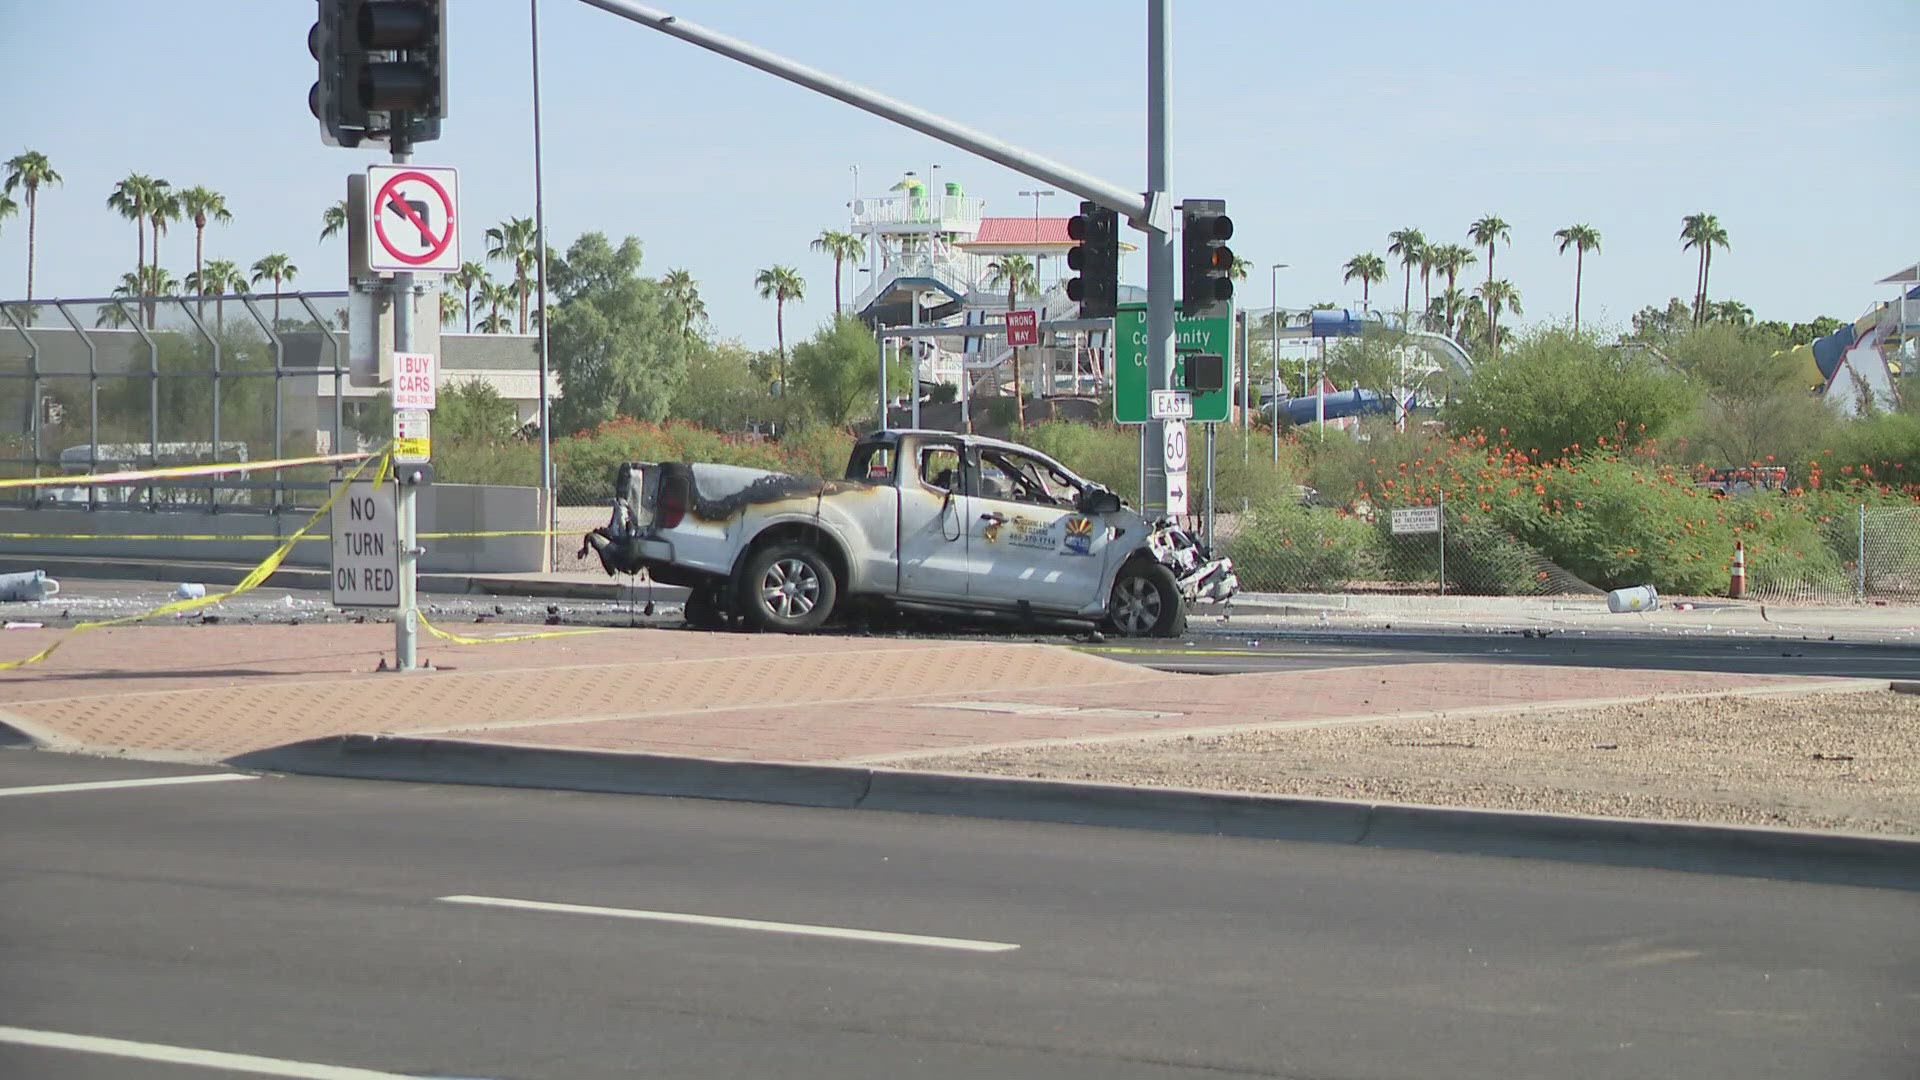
[1607,585,1659,613]
[174,582,207,600]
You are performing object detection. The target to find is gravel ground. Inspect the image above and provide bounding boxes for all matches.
[898,689,1920,837]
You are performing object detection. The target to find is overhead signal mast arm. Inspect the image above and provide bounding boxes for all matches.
[572,0,1160,231]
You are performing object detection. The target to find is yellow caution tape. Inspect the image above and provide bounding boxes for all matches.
[417,612,607,645]
[0,450,377,490]
[0,529,568,542]
[0,449,392,672]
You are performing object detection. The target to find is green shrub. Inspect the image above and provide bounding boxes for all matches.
[1226,501,1381,593]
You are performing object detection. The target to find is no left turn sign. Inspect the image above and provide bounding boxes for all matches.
[366,164,459,274]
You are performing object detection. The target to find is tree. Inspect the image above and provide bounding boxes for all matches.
[485,216,537,333]
[0,191,14,237]
[1552,224,1601,333]
[985,254,1039,428]
[548,232,689,433]
[660,268,705,342]
[1386,227,1425,323]
[148,187,181,285]
[438,289,462,326]
[1680,212,1729,327]
[434,377,521,444]
[753,264,806,388]
[320,199,349,242]
[1473,279,1521,356]
[177,186,232,319]
[1666,321,1832,467]
[809,229,864,314]
[672,339,777,430]
[4,150,61,301]
[1467,215,1511,335]
[250,253,297,323]
[1342,253,1386,309]
[1427,244,1477,337]
[477,279,516,333]
[1629,297,1694,346]
[106,174,166,293]
[451,261,488,334]
[1707,299,1753,326]
[185,258,246,332]
[1445,326,1697,457]
[791,315,891,424]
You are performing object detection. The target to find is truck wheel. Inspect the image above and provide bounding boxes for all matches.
[738,543,838,633]
[1104,561,1186,638]
[683,585,730,630]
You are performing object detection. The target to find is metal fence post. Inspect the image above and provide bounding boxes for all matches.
[1858,502,1867,602]
[1437,491,1446,597]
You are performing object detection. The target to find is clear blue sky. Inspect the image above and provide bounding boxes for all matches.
[2,0,1914,348]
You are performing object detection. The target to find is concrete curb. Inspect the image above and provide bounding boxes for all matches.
[231,732,1920,893]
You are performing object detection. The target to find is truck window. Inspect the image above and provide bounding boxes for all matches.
[845,444,896,483]
[919,446,961,493]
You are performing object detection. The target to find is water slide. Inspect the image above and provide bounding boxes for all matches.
[1791,284,1919,411]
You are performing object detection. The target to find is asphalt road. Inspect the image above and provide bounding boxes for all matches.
[3,752,1916,1079]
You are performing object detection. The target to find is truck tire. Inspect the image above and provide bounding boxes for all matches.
[1104,560,1186,638]
[737,542,838,633]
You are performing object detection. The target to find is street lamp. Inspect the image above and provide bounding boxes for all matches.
[1019,188,1056,286]
[1270,263,1288,466]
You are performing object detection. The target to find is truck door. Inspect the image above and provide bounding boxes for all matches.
[895,438,970,599]
[959,447,1114,612]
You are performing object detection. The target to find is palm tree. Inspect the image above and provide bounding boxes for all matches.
[0,191,14,236]
[1427,244,1477,335]
[809,229,865,314]
[1680,212,1729,327]
[147,187,180,281]
[1553,224,1602,333]
[1708,299,1753,326]
[1467,214,1511,336]
[176,186,231,318]
[439,289,463,327]
[986,254,1040,428]
[320,199,349,243]
[1435,286,1472,342]
[4,151,61,301]
[185,258,244,332]
[451,261,487,333]
[478,279,516,334]
[1474,279,1521,355]
[106,173,164,289]
[485,216,537,332]
[753,265,806,387]
[114,265,178,330]
[660,268,705,342]
[1342,253,1387,309]
[1386,228,1426,323]
[250,253,297,323]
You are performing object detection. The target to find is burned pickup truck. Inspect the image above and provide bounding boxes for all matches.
[582,429,1236,636]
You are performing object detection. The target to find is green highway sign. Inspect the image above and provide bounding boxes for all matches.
[1113,303,1233,423]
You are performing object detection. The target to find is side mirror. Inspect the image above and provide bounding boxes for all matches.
[1076,486,1123,515]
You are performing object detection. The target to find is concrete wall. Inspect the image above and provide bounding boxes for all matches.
[0,483,544,574]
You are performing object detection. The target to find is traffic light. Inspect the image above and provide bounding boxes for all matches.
[1181,198,1234,317]
[1065,201,1119,320]
[309,0,447,148]
[1181,353,1225,394]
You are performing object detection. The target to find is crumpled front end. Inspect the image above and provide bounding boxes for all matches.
[1145,518,1238,604]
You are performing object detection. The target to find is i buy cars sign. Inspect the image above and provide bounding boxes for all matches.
[393,352,437,411]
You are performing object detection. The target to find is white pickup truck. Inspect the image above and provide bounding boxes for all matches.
[582,429,1236,636]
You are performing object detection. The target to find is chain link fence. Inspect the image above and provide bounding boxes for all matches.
[0,292,357,513]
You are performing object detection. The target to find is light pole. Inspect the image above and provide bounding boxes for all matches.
[1269,263,1287,466]
[1017,188,1055,285]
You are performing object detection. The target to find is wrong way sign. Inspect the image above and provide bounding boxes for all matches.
[367,164,459,274]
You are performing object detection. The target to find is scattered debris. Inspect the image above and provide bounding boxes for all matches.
[174,583,207,600]
[5,621,43,630]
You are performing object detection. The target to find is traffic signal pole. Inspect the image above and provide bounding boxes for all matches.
[1142,0,1173,516]
[390,129,420,672]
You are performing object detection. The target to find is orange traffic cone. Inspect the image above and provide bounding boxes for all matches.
[1729,539,1747,599]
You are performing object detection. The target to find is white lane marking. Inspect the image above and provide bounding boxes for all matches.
[438,894,1020,954]
[0,1026,417,1078]
[0,773,254,798]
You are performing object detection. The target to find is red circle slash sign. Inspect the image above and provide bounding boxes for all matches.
[372,170,456,267]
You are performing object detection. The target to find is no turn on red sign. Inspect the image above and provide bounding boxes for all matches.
[366,164,459,274]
